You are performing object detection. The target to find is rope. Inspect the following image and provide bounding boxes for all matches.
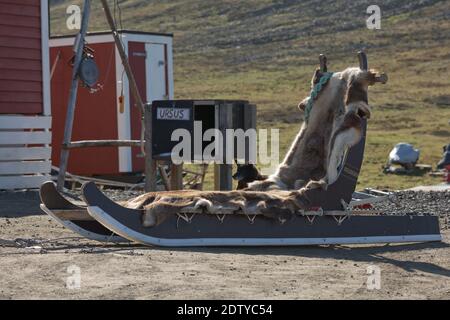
[305,215,316,224]
[246,214,257,224]
[113,0,146,157]
[216,214,226,223]
[304,72,334,123]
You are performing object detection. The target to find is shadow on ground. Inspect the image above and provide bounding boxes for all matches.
[23,237,450,279]
[167,242,450,278]
[0,191,43,217]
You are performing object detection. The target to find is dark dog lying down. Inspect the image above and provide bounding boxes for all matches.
[233,164,268,190]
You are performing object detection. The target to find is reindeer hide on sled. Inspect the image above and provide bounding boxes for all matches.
[125,54,388,227]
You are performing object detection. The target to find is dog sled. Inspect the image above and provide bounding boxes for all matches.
[40,119,441,247]
[39,183,405,246]
[39,52,442,247]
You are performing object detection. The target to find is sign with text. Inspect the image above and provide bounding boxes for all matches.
[157,108,191,121]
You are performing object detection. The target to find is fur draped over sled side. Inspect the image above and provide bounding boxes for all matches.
[248,67,380,191]
[124,189,311,227]
[122,66,387,227]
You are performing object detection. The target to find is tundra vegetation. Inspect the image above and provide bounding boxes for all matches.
[50,0,450,190]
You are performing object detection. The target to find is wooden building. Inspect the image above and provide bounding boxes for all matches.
[0,0,51,190]
[50,31,174,176]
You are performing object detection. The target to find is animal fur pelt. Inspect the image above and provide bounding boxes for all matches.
[123,65,387,227]
[125,189,310,227]
[248,67,384,191]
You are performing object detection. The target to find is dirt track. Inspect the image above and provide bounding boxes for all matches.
[0,191,449,300]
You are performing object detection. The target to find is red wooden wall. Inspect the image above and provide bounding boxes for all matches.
[50,43,120,176]
[0,0,43,114]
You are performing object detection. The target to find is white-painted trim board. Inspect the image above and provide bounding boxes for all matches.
[0,132,51,145]
[0,161,51,175]
[0,116,51,129]
[0,176,50,190]
[41,0,51,116]
[0,147,51,161]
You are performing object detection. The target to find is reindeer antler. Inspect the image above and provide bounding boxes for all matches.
[358,51,368,71]
[358,51,388,84]
[319,54,327,72]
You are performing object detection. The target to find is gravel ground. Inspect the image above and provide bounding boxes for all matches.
[0,188,449,299]
[372,191,449,230]
[374,191,450,216]
[63,188,144,203]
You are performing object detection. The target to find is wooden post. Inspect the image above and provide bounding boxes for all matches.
[244,103,257,163]
[57,0,91,191]
[158,163,171,191]
[100,0,156,191]
[144,104,157,191]
[170,164,183,190]
[215,103,233,191]
[213,164,221,191]
[67,140,141,148]
[100,0,144,114]
[217,164,233,191]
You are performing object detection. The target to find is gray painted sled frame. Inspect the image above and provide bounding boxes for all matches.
[83,181,441,247]
[39,181,127,243]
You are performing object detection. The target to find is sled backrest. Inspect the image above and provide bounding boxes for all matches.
[303,51,372,210]
[303,119,367,210]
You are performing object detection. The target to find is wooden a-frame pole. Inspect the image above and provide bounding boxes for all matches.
[57,0,157,191]
[100,0,156,192]
[56,0,92,191]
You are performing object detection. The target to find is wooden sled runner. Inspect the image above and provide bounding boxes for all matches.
[39,181,127,243]
[83,181,441,247]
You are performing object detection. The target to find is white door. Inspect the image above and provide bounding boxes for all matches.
[145,43,167,102]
